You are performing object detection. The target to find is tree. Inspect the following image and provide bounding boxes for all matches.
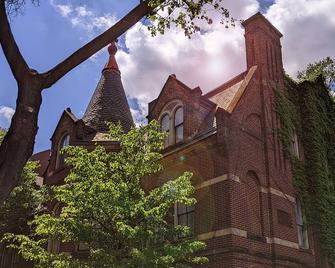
[0,0,233,203]
[0,128,45,237]
[3,121,207,268]
[0,127,45,267]
[297,57,335,93]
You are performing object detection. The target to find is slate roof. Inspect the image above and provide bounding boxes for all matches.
[205,66,257,113]
[82,42,134,132]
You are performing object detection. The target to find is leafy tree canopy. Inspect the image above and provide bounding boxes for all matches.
[0,128,45,236]
[3,121,207,268]
[297,57,335,93]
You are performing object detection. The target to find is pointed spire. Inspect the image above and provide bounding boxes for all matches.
[82,41,134,133]
[103,41,120,73]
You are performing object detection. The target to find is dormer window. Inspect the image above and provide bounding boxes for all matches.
[174,107,183,143]
[159,101,184,148]
[161,114,170,147]
[56,134,70,169]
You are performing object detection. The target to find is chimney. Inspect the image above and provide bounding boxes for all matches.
[242,13,284,83]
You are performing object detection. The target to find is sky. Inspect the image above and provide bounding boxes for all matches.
[0,0,334,153]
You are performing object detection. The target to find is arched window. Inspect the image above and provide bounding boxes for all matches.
[161,114,170,147]
[57,134,70,169]
[174,107,183,143]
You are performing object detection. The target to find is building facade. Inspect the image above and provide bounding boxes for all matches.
[20,12,329,268]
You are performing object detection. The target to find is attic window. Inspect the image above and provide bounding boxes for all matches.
[174,107,183,143]
[57,134,70,169]
[161,114,170,147]
[159,100,184,148]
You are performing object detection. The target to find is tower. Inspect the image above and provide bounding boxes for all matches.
[242,12,284,86]
[82,41,134,132]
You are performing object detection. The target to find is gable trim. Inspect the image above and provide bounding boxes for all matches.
[226,65,258,113]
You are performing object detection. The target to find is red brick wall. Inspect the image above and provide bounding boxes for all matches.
[145,13,321,268]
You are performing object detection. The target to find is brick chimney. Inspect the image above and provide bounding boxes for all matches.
[242,13,283,84]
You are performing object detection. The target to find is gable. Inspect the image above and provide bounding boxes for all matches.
[148,74,194,119]
[50,108,78,141]
[207,66,257,113]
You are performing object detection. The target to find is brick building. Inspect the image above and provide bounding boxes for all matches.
[25,12,329,268]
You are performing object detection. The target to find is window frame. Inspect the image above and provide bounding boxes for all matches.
[295,199,309,249]
[174,106,184,144]
[174,203,195,236]
[158,100,184,148]
[160,113,170,148]
[291,132,300,158]
[56,133,70,169]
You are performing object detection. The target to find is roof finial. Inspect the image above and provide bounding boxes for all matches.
[103,40,119,73]
[108,40,118,55]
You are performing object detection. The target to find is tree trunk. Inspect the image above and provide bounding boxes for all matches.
[0,80,42,203]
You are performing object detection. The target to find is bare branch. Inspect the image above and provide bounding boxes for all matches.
[0,0,30,83]
[41,1,153,89]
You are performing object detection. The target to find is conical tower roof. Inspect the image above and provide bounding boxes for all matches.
[82,42,134,132]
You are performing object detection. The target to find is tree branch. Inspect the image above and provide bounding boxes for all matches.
[0,0,30,83]
[41,1,153,89]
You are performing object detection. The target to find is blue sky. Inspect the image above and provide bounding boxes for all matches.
[0,0,334,153]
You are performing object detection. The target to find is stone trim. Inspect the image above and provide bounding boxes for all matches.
[195,174,240,190]
[195,175,294,205]
[266,237,299,249]
[198,227,247,240]
[260,187,296,203]
[198,228,299,250]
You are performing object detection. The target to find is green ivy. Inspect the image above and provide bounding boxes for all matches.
[274,75,335,263]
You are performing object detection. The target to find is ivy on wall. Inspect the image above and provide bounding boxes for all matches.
[274,75,335,263]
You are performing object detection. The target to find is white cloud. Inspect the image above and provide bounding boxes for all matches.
[265,0,335,77]
[55,3,72,17]
[50,1,117,35]
[0,106,14,128]
[130,108,146,127]
[51,0,334,120]
[117,0,259,115]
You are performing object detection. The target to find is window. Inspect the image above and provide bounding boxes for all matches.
[291,132,300,158]
[174,107,183,143]
[176,203,194,234]
[160,114,170,147]
[159,101,184,147]
[57,134,70,168]
[295,199,309,248]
